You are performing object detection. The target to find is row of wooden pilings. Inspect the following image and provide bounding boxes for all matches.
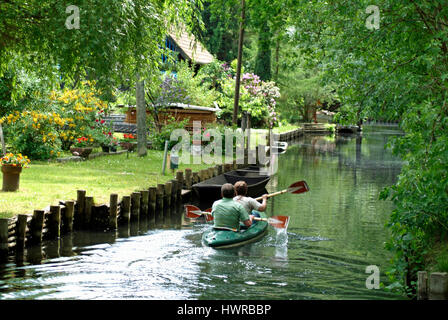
[0,161,244,260]
[418,271,448,300]
[277,128,304,142]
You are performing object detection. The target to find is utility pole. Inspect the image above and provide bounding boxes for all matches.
[232,0,246,125]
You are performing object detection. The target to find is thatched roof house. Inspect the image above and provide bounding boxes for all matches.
[165,30,214,65]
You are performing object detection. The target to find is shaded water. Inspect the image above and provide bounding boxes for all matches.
[0,126,404,300]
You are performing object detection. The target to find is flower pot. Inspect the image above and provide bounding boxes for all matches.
[2,165,23,192]
[101,145,110,153]
[120,142,137,151]
[110,146,117,152]
[70,147,93,158]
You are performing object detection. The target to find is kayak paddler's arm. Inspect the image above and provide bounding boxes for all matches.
[257,194,268,212]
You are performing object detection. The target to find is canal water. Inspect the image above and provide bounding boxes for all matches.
[0,126,404,300]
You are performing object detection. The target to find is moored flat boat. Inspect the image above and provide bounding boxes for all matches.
[202,211,269,249]
[223,169,270,185]
[192,170,270,201]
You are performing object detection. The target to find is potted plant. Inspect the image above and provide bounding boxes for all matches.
[98,131,112,152]
[1,153,31,192]
[101,133,119,153]
[120,133,137,151]
[70,136,93,158]
[108,136,119,152]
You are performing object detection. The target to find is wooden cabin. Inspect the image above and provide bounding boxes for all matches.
[165,29,214,66]
[120,29,217,132]
[124,103,219,131]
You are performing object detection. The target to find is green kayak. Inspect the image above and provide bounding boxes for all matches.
[202,211,269,249]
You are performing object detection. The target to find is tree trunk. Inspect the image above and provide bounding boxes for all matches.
[254,24,272,81]
[136,75,147,157]
[274,37,280,82]
[232,0,246,125]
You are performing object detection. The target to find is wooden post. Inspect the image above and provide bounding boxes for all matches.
[164,181,172,224]
[257,144,266,166]
[0,218,8,257]
[75,190,86,229]
[156,184,165,226]
[119,195,131,225]
[417,271,428,300]
[171,179,178,204]
[165,181,172,206]
[48,205,61,239]
[176,170,184,190]
[185,168,192,189]
[140,190,149,218]
[199,169,206,181]
[30,210,45,244]
[62,201,75,234]
[109,194,118,230]
[215,164,221,176]
[192,171,199,184]
[148,187,157,226]
[16,214,28,249]
[176,171,183,200]
[429,272,448,300]
[85,196,93,228]
[130,192,141,223]
[162,140,169,175]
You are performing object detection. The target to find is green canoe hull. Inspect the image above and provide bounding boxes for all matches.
[202,211,269,249]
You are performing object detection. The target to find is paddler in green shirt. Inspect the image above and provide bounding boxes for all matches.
[211,183,254,231]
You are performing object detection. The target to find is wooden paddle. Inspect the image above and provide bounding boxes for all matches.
[184,204,289,229]
[255,180,309,201]
[184,205,213,221]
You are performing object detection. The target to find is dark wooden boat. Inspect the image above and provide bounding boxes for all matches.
[223,169,270,185]
[192,170,270,201]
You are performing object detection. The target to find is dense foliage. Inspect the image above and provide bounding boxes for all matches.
[280,0,448,296]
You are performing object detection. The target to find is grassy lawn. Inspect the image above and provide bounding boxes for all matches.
[0,150,212,219]
[272,123,303,133]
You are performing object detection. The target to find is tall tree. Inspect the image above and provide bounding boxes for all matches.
[233,0,246,125]
[253,24,271,81]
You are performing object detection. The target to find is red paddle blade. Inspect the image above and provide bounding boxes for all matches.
[204,208,214,222]
[287,181,309,194]
[267,216,290,229]
[185,205,203,218]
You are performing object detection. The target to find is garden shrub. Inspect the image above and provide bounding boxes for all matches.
[147,116,190,151]
[216,67,280,128]
[0,81,110,159]
[1,111,63,159]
